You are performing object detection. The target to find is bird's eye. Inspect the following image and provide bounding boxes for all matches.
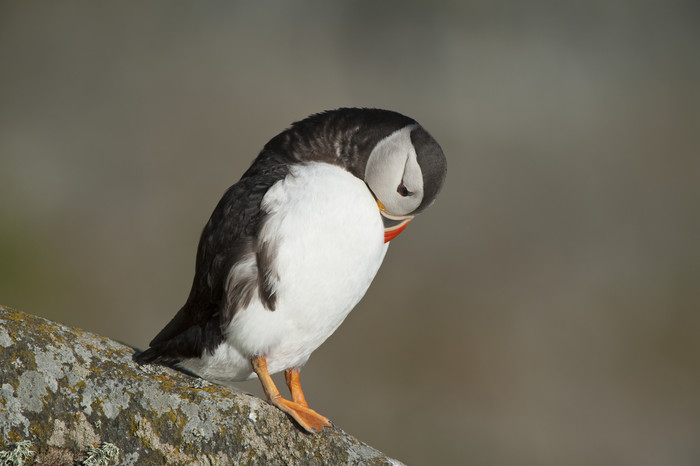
[397,183,412,197]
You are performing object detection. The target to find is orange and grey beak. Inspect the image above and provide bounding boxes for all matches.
[377,200,414,243]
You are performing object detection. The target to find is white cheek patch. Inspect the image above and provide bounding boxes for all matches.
[402,140,423,197]
[365,125,424,215]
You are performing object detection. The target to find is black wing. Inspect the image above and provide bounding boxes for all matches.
[134,152,292,364]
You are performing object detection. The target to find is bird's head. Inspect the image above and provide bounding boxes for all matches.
[262,108,447,243]
[364,124,447,242]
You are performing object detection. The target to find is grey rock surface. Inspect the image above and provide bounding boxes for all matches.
[0,305,404,465]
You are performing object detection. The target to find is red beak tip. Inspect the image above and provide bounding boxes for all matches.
[383,222,409,243]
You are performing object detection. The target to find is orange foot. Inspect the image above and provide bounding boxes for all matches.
[252,357,333,434]
[270,396,333,433]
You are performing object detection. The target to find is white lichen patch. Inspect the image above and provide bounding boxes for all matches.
[214,394,235,411]
[32,341,86,397]
[17,371,46,413]
[241,394,264,415]
[0,328,13,348]
[0,383,30,437]
[67,412,100,450]
[79,380,96,416]
[47,419,67,447]
[72,340,94,364]
[98,379,131,419]
[180,400,214,443]
[33,353,63,393]
[139,382,181,415]
[247,409,258,422]
[76,375,132,419]
[179,393,237,444]
[66,362,90,386]
[120,451,140,466]
[46,414,105,452]
[42,341,77,366]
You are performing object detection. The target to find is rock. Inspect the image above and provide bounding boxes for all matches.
[0,306,404,465]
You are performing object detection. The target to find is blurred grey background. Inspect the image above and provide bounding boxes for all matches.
[1,2,699,464]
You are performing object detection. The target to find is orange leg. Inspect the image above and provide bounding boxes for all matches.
[285,368,308,407]
[251,357,332,433]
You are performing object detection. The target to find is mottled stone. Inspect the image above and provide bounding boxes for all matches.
[0,306,404,465]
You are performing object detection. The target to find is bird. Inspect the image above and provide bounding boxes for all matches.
[134,108,447,433]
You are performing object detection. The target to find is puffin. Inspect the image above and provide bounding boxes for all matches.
[135,108,447,433]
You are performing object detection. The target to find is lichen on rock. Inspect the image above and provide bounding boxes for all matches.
[0,306,403,465]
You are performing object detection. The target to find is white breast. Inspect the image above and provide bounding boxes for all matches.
[181,162,388,383]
